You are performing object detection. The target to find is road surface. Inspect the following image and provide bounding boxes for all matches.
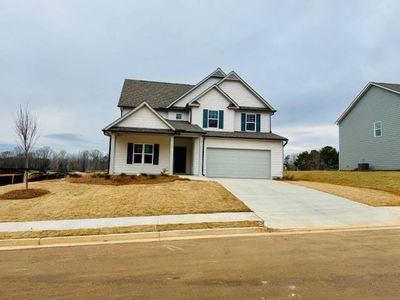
[1,229,400,299]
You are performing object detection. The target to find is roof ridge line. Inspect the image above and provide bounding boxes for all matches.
[124,78,194,86]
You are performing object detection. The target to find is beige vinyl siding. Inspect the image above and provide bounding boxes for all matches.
[111,134,171,174]
[204,138,283,178]
[118,106,170,129]
[167,111,189,121]
[339,86,400,170]
[233,111,271,132]
[173,77,221,107]
[191,88,235,131]
[218,80,266,108]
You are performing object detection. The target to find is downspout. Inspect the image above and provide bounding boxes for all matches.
[201,136,206,176]
[107,133,111,174]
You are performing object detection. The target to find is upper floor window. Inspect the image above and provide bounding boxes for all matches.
[176,113,182,120]
[241,113,261,132]
[374,121,382,137]
[208,110,219,128]
[246,113,256,131]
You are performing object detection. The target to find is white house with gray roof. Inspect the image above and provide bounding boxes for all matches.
[336,82,400,170]
[103,68,287,178]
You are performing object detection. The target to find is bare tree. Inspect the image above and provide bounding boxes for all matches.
[14,105,38,190]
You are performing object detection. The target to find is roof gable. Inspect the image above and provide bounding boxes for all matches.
[166,68,226,108]
[187,85,239,108]
[104,102,174,131]
[217,71,276,111]
[336,82,400,124]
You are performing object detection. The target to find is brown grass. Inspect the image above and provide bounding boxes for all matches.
[285,171,400,194]
[291,181,400,206]
[68,174,185,186]
[0,189,50,200]
[0,180,250,222]
[284,171,400,206]
[0,221,264,240]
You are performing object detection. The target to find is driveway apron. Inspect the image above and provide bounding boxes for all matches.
[215,178,400,230]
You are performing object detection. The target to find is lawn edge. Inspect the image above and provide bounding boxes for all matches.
[0,226,266,250]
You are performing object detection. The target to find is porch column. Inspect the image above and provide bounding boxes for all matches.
[169,136,174,175]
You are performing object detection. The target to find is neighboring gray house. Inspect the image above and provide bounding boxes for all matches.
[336,82,400,170]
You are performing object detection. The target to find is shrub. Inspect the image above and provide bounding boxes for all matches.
[147,174,156,179]
[104,174,111,180]
[140,173,147,177]
[120,173,127,177]
[130,175,137,179]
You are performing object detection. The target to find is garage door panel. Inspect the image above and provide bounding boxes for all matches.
[206,148,271,179]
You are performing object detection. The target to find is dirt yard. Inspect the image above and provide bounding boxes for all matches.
[284,171,400,206]
[0,179,250,222]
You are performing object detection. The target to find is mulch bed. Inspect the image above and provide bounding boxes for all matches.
[0,189,50,200]
[67,174,189,186]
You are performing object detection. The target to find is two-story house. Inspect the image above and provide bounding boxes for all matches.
[336,82,400,170]
[103,68,288,178]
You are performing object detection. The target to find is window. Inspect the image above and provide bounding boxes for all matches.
[133,144,154,164]
[246,113,256,131]
[208,110,219,128]
[176,113,182,120]
[374,121,382,137]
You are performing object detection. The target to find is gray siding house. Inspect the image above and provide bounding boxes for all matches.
[336,82,400,170]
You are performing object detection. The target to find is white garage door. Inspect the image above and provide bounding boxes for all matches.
[206,148,271,179]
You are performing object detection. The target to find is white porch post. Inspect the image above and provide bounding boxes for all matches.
[169,136,174,175]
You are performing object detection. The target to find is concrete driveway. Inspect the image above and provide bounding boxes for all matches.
[215,178,400,230]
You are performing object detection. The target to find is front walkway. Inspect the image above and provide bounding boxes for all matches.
[215,178,400,230]
[0,212,261,232]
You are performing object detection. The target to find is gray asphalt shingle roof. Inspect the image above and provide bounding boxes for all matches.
[205,131,288,140]
[118,79,194,108]
[166,121,205,133]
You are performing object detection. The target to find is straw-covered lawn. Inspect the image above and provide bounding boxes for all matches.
[284,171,400,206]
[0,179,250,222]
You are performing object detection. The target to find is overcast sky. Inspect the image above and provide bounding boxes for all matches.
[1,0,399,154]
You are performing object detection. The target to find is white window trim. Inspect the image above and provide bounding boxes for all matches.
[374,121,382,137]
[133,143,154,164]
[245,113,256,132]
[208,110,219,128]
[176,113,182,120]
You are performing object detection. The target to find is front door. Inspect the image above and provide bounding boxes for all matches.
[173,147,186,173]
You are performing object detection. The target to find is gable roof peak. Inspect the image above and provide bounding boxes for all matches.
[210,67,226,78]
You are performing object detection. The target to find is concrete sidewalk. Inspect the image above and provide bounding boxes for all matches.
[0,212,262,232]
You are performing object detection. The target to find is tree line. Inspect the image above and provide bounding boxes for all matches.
[0,147,108,173]
[284,146,339,170]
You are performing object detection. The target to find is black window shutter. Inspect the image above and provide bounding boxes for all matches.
[127,143,133,164]
[203,109,208,128]
[218,110,224,129]
[153,144,159,165]
[241,113,246,131]
[256,114,261,132]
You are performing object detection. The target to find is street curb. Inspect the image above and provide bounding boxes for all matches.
[1,225,400,251]
[0,227,266,251]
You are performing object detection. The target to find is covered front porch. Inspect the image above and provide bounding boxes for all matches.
[106,131,203,176]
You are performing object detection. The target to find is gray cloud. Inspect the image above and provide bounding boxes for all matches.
[0,0,399,153]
